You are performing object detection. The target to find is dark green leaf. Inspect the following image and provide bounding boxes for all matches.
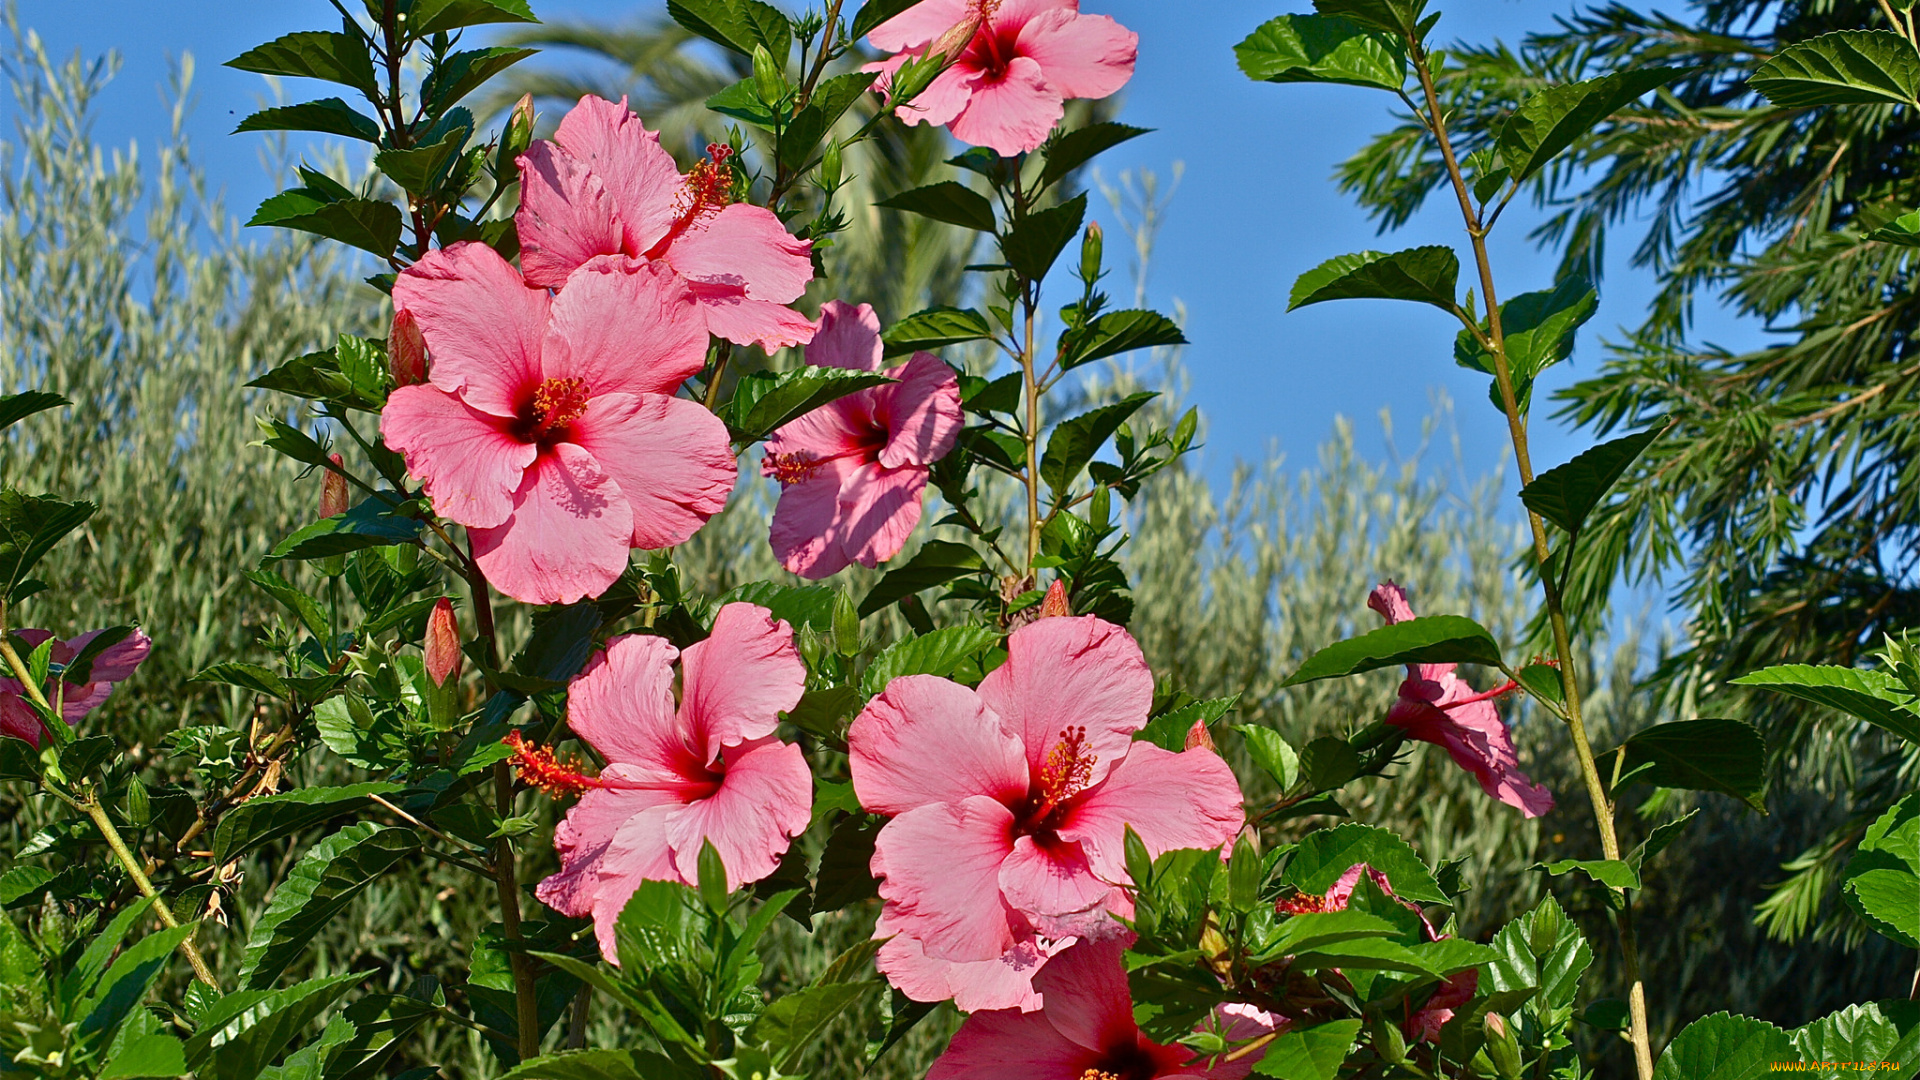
[0,390,69,431]
[269,496,423,561]
[779,72,879,171]
[234,99,381,142]
[243,568,330,640]
[881,306,993,357]
[1057,309,1187,372]
[501,1049,691,1080]
[1519,423,1665,535]
[1002,194,1087,281]
[407,0,539,36]
[59,736,116,778]
[211,781,405,864]
[850,0,921,40]
[1249,1019,1363,1078]
[226,32,379,97]
[514,601,603,685]
[1283,614,1502,686]
[863,625,999,696]
[1581,999,1632,1031]
[1750,30,1920,107]
[727,366,894,442]
[877,181,997,232]
[0,491,95,601]
[1791,1003,1902,1065]
[859,541,986,616]
[375,118,472,195]
[1040,391,1156,497]
[814,814,883,912]
[75,921,198,1042]
[423,48,536,113]
[1653,1012,1792,1080]
[1134,696,1238,752]
[248,191,402,259]
[1532,857,1641,890]
[1611,718,1766,811]
[1843,794,1920,947]
[1280,823,1446,903]
[1301,736,1363,790]
[0,736,40,782]
[1453,275,1598,410]
[183,971,365,1080]
[1236,13,1406,91]
[748,982,879,1071]
[666,0,792,63]
[1730,664,1920,745]
[239,823,421,989]
[1628,809,1699,872]
[1039,123,1151,188]
[1869,208,1920,246]
[1485,894,1591,1010]
[1312,0,1427,35]
[1288,246,1458,312]
[1497,67,1686,182]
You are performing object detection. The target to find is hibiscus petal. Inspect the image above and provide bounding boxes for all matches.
[551,95,684,257]
[1017,8,1137,100]
[849,674,1028,816]
[1389,695,1554,818]
[542,257,709,396]
[977,615,1153,786]
[380,384,534,530]
[949,55,1062,156]
[806,300,885,371]
[536,767,685,921]
[875,929,1050,1014]
[570,392,737,550]
[685,280,820,351]
[867,0,973,51]
[665,737,812,890]
[516,141,628,290]
[927,997,1100,1080]
[63,627,150,683]
[0,690,52,745]
[765,392,880,463]
[1368,581,1453,684]
[836,461,928,569]
[568,634,695,774]
[1056,743,1246,885]
[872,795,1019,963]
[470,443,633,605]
[589,801,686,962]
[877,353,963,468]
[1027,936,1140,1056]
[392,242,550,417]
[678,603,807,758]
[875,55,978,128]
[766,456,863,579]
[666,203,813,305]
[998,835,1120,940]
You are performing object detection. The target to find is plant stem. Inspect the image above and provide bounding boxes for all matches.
[1406,36,1655,1080]
[1020,290,1042,571]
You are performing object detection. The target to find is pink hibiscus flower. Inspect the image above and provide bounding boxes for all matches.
[530,603,812,961]
[1275,863,1477,1044]
[762,300,963,579]
[848,615,1245,1011]
[0,628,151,746]
[1368,582,1554,818]
[865,0,1139,156]
[928,937,1281,1080]
[380,243,736,606]
[516,95,816,351]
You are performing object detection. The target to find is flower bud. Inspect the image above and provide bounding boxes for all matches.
[389,307,428,387]
[496,93,535,173]
[819,139,843,191]
[1484,1012,1522,1079]
[1079,221,1103,284]
[321,454,349,519]
[752,44,783,106]
[1369,1016,1407,1065]
[1184,718,1214,752]
[928,1,990,63]
[426,597,462,689]
[1038,579,1071,619]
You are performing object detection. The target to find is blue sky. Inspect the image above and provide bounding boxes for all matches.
[10,0,1767,491]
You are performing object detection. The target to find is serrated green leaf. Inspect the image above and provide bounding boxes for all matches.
[727,365,894,442]
[881,306,993,357]
[239,823,421,989]
[858,540,986,616]
[1751,30,1920,108]
[243,568,330,641]
[1002,193,1087,281]
[1283,614,1502,686]
[1487,894,1592,1012]
[1040,391,1156,497]
[76,920,198,1042]
[1611,718,1766,811]
[234,99,381,142]
[226,32,378,97]
[1516,661,1565,705]
[850,0,920,40]
[408,0,539,36]
[1039,122,1151,188]
[1869,208,1920,246]
[211,782,405,864]
[248,191,402,259]
[779,72,879,171]
[98,1032,189,1080]
[1519,423,1665,535]
[877,180,997,232]
[1791,1002,1902,1065]
[715,582,837,631]
[375,118,472,195]
[0,390,69,431]
[667,0,791,63]
[267,496,424,562]
[184,971,365,1080]
[1058,309,1187,371]
[1843,793,1920,947]
[1499,67,1686,182]
[747,982,879,1071]
[1629,809,1699,872]
[1289,246,1459,312]
[1731,664,1920,745]
[1654,1012,1792,1080]
[1280,822,1446,903]
[1239,724,1300,790]
[1134,696,1238,752]
[501,1049,691,1080]
[0,735,39,782]
[706,78,776,128]
[1312,0,1427,35]
[863,625,1000,697]
[1453,275,1598,410]
[1236,13,1407,91]
[423,47,536,113]
[1250,1019,1363,1078]
[0,491,96,601]
[1532,857,1641,890]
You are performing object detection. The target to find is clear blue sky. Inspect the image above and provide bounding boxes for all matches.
[10,0,1766,490]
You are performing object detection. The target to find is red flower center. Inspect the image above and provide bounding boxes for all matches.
[523,376,592,442]
[765,451,824,485]
[1081,1043,1166,1080]
[1024,726,1097,830]
[968,7,1021,81]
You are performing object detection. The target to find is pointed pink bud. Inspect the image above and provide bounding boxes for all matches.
[1038,579,1071,619]
[1185,718,1215,753]
[389,307,428,387]
[321,454,349,519]
[426,597,461,688]
[929,0,995,60]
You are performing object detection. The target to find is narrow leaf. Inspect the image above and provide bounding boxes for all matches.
[1518,422,1666,535]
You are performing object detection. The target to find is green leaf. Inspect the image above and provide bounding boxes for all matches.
[1791,1002,1902,1065]
[726,366,894,442]
[1057,309,1187,372]
[1282,614,1502,686]
[226,32,379,97]
[1485,894,1591,1011]
[98,1032,189,1080]
[1239,724,1300,790]
[1235,13,1407,92]
[239,823,421,989]
[747,982,879,1071]
[814,814,883,912]
[859,540,986,616]
[863,626,1000,696]
[1730,664,1920,745]
[705,79,776,129]
[779,72,878,171]
[60,735,117,778]
[268,496,423,562]
[715,582,837,632]
[1249,1019,1363,1079]
[248,191,402,259]
[1628,809,1699,872]
[1611,718,1766,811]
[1518,423,1665,535]
[501,1049,691,1080]
[234,99,381,142]
[211,781,405,864]
[1750,30,1920,107]
[375,118,472,195]
[1869,208,1920,246]
[882,306,994,357]
[0,390,69,431]
[1280,822,1446,903]
[1453,275,1598,409]
[1288,246,1458,312]
[0,735,39,782]
[1134,696,1239,752]
[1312,0,1427,35]
[877,181,997,232]
[247,349,362,407]
[1040,391,1156,497]
[76,921,198,1042]
[850,0,921,40]
[184,971,365,1080]
[1653,1012,1792,1080]
[666,0,792,63]
[0,865,51,906]
[423,48,536,113]
[0,491,96,601]
[1002,193,1088,281]
[1499,67,1685,182]
[1532,858,1641,890]
[244,568,330,640]
[1301,736,1363,791]
[1515,661,1565,705]
[1039,122,1151,188]
[407,0,539,36]
[1843,794,1920,948]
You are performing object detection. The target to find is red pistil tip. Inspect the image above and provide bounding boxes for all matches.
[678,144,735,224]
[504,731,600,797]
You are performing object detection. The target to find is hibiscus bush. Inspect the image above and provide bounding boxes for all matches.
[4,0,1919,1078]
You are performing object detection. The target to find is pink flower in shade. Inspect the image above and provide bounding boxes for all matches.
[1274,863,1477,1044]
[1367,582,1554,818]
[865,0,1139,156]
[762,300,963,579]
[847,615,1245,1012]
[928,937,1282,1080]
[531,603,813,961]
[516,95,817,351]
[380,243,736,606]
[0,628,151,747]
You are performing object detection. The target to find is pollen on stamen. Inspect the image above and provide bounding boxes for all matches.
[1039,725,1098,805]
[763,451,824,486]
[1275,892,1335,916]
[504,731,602,798]
[530,376,592,436]
[675,142,735,225]
[1078,1071,1123,1080]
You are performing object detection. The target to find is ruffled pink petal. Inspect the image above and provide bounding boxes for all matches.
[807,300,885,372]
[872,795,1019,963]
[1017,8,1136,100]
[927,1001,1101,1080]
[665,203,813,306]
[766,393,880,463]
[978,615,1153,786]
[678,603,807,759]
[380,384,535,530]
[837,461,929,569]
[849,674,1028,816]
[877,353,963,469]
[875,926,1054,1012]
[552,95,684,257]
[1027,936,1139,1056]
[64,627,150,683]
[867,0,973,51]
[570,392,737,550]
[1408,970,1478,1044]
[876,54,980,129]
[542,256,708,397]
[470,443,634,606]
[767,455,863,579]
[950,55,1062,156]
[998,835,1119,940]
[589,801,686,962]
[516,141,627,290]
[568,634,690,771]
[1056,743,1246,886]
[686,280,820,351]
[665,736,812,890]
[536,766,686,921]
[392,242,550,418]
[1389,691,1554,818]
